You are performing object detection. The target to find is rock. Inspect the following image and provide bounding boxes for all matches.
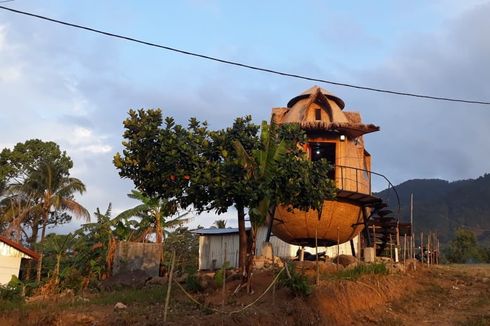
[145,276,167,286]
[261,242,273,260]
[318,262,339,273]
[332,255,358,267]
[114,302,127,310]
[254,257,265,269]
[387,263,406,274]
[405,259,417,271]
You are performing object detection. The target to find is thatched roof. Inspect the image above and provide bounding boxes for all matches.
[287,86,345,110]
[273,86,379,137]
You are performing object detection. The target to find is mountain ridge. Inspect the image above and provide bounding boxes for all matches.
[375,173,490,246]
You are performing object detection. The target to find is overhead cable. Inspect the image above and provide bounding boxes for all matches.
[1,5,489,105]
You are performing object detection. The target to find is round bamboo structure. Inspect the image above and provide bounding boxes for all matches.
[273,200,365,247]
[270,85,379,247]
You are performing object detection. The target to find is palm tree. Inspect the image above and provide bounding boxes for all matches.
[26,160,89,282]
[213,219,227,229]
[116,190,191,244]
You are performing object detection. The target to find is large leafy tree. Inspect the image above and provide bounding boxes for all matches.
[114,110,336,287]
[0,140,73,243]
[233,121,336,287]
[445,228,486,263]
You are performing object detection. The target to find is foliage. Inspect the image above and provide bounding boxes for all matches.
[114,110,337,282]
[164,227,199,275]
[327,263,388,280]
[445,228,487,263]
[213,219,227,229]
[279,262,311,297]
[0,276,24,302]
[214,261,230,288]
[116,190,190,243]
[184,273,202,293]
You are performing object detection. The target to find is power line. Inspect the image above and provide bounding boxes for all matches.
[1,5,490,106]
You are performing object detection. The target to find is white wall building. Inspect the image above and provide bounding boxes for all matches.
[0,236,39,285]
[194,227,359,270]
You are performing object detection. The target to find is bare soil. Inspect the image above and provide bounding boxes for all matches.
[1,264,489,326]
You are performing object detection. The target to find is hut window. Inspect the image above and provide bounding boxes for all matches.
[310,142,336,180]
[315,109,322,121]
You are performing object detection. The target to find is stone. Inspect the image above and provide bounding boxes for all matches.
[261,242,273,260]
[363,248,376,263]
[333,254,358,267]
[114,302,127,310]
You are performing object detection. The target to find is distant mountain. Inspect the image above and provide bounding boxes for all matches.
[376,174,490,246]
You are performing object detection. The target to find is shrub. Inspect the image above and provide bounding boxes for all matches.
[0,275,24,302]
[332,263,388,280]
[214,261,230,288]
[185,273,202,293]
[278,262,311,297]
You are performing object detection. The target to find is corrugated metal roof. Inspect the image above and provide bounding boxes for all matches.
[192,227,251,235]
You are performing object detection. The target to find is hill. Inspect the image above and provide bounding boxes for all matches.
[376,173,490,246]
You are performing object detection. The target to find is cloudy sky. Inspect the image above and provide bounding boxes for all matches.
[1,1,489,230]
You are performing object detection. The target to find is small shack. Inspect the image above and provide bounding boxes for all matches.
[194,227,358,270]
[0,236,39,285]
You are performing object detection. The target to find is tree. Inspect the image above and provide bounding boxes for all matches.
[213,219,227,229]
[114,110,336,289]
[25,160,90,282]
[445,228,485,263]
[0,140,73,244]
[116,190,190,244]
[233,121,336,288]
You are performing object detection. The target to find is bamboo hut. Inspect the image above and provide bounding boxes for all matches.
[271,86,382,247]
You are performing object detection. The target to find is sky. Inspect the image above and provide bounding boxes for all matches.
[1,1,489,231]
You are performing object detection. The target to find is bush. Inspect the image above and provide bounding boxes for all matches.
[279,262,311,297]
[332,263,388,280]
[61,267,84,294]
[0,275,24,302]
[184,273,202,293]
[214,261,230,288]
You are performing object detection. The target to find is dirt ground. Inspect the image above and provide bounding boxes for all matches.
[1,264,489,326]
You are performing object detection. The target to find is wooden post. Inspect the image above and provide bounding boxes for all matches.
[336,227,340,271]
[403,234,407,264]
[271,245,276,306]
[315,226,320,285]
[420,232,424,264]
[372,225,376,249]
[427,233,430,268]
[164,249,176,323]
[222,243,227,309]
[389,234,393,260]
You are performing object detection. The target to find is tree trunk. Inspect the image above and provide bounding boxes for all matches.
[36,213,48,282]
[246,225,257,293]
[54,253,61,284]
[236,204,248,275]
[155,211,163,244]
[25,219,40,281]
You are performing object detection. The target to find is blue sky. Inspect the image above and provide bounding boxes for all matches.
[1,0,489,230]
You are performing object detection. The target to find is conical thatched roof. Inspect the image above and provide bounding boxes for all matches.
[287,86,345,109]
[272,86,379,138]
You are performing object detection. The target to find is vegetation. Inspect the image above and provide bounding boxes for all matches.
[326,263,389,280]
[445,228,489,263]
[114,109,336,287]
[278,262,311,297]
[376,174,490,247]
